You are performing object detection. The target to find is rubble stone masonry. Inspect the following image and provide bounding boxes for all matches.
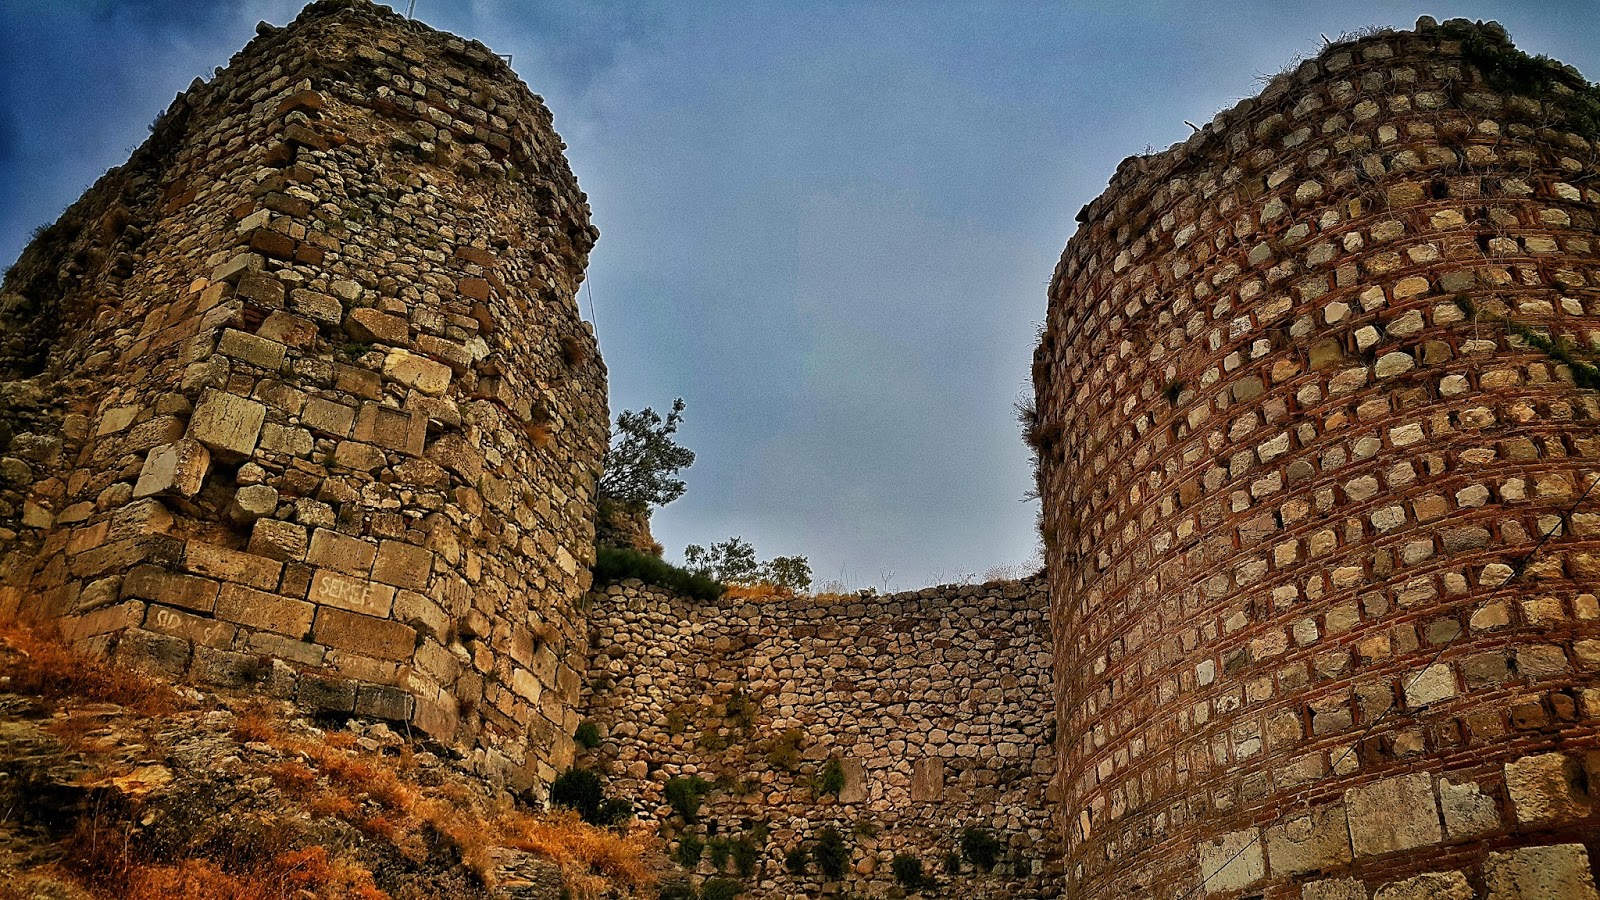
[583,578,1058,898]
[1033,17,1600,900]
[0,0,606,790]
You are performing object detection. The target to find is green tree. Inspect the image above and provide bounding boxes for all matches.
[685,538,811,592]
[601,399,695,513]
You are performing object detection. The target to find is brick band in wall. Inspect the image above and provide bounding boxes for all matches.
[1033,17,1600,900]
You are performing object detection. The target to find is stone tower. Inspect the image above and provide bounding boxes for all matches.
[0,0,607,790]
[1033,18,1600,900]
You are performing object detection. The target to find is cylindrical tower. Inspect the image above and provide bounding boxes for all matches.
[0,0,606,790]
[1034,18,1600,899]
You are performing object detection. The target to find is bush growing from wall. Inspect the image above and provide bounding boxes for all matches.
[677,834,705,868]
[573,720,601,749]
[701,878,743,900]
[960,827,1003,873]
[813,827,849,881]
[893,854,933,892]
[665,775,713,822]
[815,756,846,797]
[594,544,724,601]
[785,845,810,876]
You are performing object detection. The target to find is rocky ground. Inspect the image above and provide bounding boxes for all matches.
[0,625,659,900]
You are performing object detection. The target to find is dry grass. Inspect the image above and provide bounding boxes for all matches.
[0,623,660,900]
[722,582,793,601]
[0,623,185,716]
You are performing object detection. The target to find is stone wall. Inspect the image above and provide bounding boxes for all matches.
[581,578,1059,898]
[1032,17,1600,900]
[0,0,606,790]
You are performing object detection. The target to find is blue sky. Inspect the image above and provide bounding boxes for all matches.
[3,1,1596,590]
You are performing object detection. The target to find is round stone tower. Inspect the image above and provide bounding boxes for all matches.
[1033,18,1600,900]
[0,0,606,790]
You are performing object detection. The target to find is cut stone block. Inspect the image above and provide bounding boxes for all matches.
[307,528,379,576]
[1485,844,1600,900]
[1373,871,1471,900]
[382,348,452,396]
[352,402,426,456]
[248,518,308,562]
[1303,878,1368,900]
[133,439,210,499]
[1438,776,1501,838]
[183,541,281,591]
[1200,829,1263,894]
[345,308,409,345]
[1403,663,1458,707]
[1505,752,1592,825]
[1346,772,1442,857]
[312,606,416,660]
[372,540,432,590]
[838,758,867,803]
[187,389,266,461]
[1264,802,1351,875]
[119,564,219,613]
[217,328,287,370]
[215,584,314,638]
[308,570,395,617]
[911,757,945,802]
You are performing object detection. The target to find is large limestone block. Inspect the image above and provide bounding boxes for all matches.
[311,607,416,660]
[1200,829,1263,895]
[1485,844,1600,900]
[345,308,410,345]
[1346,772,1441,857]
[1374,871,1472,900]
[1264,802,1351,875]
[186,389,266,460]
[382,348,452,396]
[1504,752,1591,825]
[911,757,945,802]
[133,439,210,499]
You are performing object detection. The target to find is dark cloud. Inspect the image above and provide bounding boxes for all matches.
[2,0,1596,587]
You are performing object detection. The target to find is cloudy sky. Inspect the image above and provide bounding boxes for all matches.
[2,1,1595,590]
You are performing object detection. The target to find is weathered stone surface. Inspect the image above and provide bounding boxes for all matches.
[1484,844,1600,900]
[381,349,452,396]
[1373,871,1472,900]
[1438,777,1500,838]
[344,308,409,345]
[308,570,395,618]
[1200,829,1263,894]
[186,389,266,460]
[1346,773,1441,858]
[1303,878,1368,900]
[248,518,308,562]
[1504,752,1591,825]
[133,439,210,499]
[312,607,415,660]
[1264,802,1350,875]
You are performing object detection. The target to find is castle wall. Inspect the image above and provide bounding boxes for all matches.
[1033,19,1600,900]
[0,0,606,790]
[582,578,1059,898]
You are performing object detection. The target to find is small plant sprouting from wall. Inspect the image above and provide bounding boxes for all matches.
[707,836,731,870]
[1505,320,1600,390]
[701,878,743,900]
[785,845,811,876]
[548,768,633,827]
[573,720,601,749]
[943,851,962,876]
[960,827,1004,873]
[765,728,805,771]
[1440,19,1600,140]
[725,688,758,734]
[814,756,846,798]
[813,827,850,881]
[665,775,713,822]
[892,854,936,892]
[731,836,761,878]
[677,834,705,868]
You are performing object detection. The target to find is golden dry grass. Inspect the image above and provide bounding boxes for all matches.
[0,623,185,716]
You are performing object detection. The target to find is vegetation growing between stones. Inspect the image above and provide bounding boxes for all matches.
[1504,321,1600,390]
[812,827,849,881]
[814,756,846,797]
[664,775,713,822]
[1442,19,1600,139]
[892,854,935,892]
[593,544,724,601]
[548,768,634,828]
[960,827,1004,873]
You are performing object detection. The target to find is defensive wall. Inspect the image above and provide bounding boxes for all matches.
[1032,16,1600,900]
[580,577,1058,898]
[0,0,607,790]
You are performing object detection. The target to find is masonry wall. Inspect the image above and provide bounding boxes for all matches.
[0,0,606,790]
[582,578,1059,898]
[1033,18,1600,900]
